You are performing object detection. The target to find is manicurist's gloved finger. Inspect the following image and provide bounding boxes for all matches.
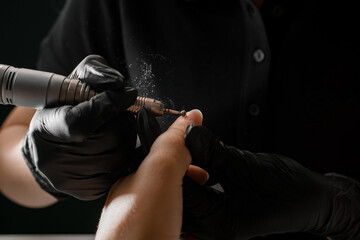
[185,125,234,186]
[32,88,137,141]
[68,54,125,91]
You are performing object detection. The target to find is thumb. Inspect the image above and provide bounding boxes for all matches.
[31,88,137,141]
[68,88,138,138]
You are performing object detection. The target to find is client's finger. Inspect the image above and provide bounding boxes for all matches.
[149,109,203,172]
[185,109,203,126]
[186,165,209,185]
[166,109,203,136]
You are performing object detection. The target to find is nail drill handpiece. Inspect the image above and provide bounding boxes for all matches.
[0,64,184,116]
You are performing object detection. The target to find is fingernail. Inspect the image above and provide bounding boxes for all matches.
[187,109,202,119]
[186,109,203,125]
[205,171,210,181]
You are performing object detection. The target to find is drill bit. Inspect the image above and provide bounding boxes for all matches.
[164,109,186,116]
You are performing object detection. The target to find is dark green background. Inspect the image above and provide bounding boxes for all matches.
[0,0,105,234]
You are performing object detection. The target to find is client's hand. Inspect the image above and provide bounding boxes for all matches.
[95,109,204,240]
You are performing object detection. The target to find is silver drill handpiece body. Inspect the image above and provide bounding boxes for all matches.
[0,64,184,116]
[0,64,95,108]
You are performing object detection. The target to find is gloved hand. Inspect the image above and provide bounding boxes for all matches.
[22,55,138,201]
[182,126,360,240]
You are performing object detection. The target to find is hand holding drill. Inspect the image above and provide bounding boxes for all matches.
[21,55,139,200]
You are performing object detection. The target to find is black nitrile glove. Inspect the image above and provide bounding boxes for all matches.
[182,126,360,240]
[22,55,138,200]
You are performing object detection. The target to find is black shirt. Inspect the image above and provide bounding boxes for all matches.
[38,0,360,179]
[37,0,360,238]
